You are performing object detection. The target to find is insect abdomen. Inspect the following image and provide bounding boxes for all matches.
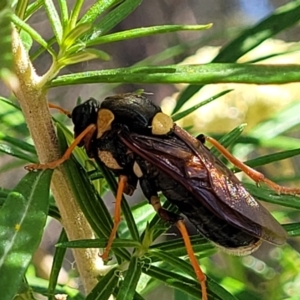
[155,171,261,255]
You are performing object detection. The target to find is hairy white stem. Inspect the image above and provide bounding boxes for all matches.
[10,28,101,293]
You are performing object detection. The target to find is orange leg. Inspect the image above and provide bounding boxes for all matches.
[177,221,207,300]
[150,196,207,300]
[25,124,96,170]
[206,136,300,195]
[48,102,72,117]
[101,175,127,261]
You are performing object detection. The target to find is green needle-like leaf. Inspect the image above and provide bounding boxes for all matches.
[79,0,116,25]
[48,229,68,300]
[57,0,69,30]
[89,0,142,38]
[11,14,56,57]
[59,48,110,66]
[172,89,233,122]
[68,0,84,31]
[57,238,141,249]
[43,0,63,44]
[209,124,247,157]
[0,143,37,163]
[283,222,300,237]
[215,1,300,62]
[244,184,300,210]
[116,256,142,300]
[49,64,300,87]
[63,23,92,48]
[150,249,197,278]
[0,134,36,154]
[150,236,215,258]
[175,0,300,112]
[86,267,119,300]
[86,24,212,47]
[15,0,29,20]
[0,4,13,83]
[24,0,43,20]
[56,126,112,237]
[232,148,300,173]
[143,265,237,300]
[0,170,52,300]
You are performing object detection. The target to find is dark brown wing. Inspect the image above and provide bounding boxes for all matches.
[119,125,287,245]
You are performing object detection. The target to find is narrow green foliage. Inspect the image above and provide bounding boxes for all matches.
[209,124,247,156]
[116,256,142,300]
[43,0,63,44]
[233,148,300,172]
[151,236,215,258]
[0,170,52,300]
[24,0,43,20]
[57,238,141,250]
[0,3,13,82]
[68,0,85,30]
[11,14,56,57]
[49,64,300,87]
[86,24,212,47]
[62,23,92,49]
[88,0,143,38]
[244,184,300,210]
[215,0,300,62]
[15,0,29,20]
[78,0,117,25]
[0,134,36,154]
[57,0,69,30]
[86,268,119,300]
[172,89,233,121]
[59,48,110,65]
[0,143,37,163]
[176,0,300,112]
[283,222,300,237]
[48,229,68,300]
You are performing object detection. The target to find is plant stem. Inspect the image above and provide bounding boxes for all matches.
[10,27,101,294]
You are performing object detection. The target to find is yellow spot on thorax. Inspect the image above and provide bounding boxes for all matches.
[96,109,115,138]
[152,112,173,135]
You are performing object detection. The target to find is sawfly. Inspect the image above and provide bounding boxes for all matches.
[26,92,300,300]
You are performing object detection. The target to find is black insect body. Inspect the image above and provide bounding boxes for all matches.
[119,129,279,255]
[27,92,296,300]
[143,146,259,250]
[101,93,163,134]
[70,93,287,255]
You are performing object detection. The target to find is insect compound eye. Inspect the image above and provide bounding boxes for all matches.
[71,98,100,137]
[151,112,174,135]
